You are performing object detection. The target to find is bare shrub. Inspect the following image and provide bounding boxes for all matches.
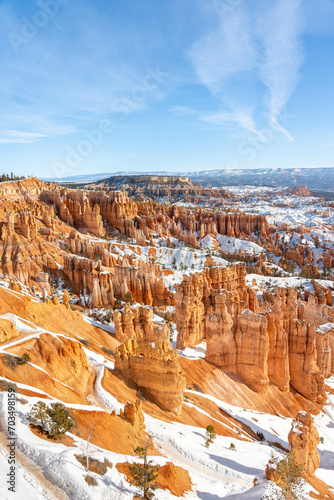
[84,474,98,486]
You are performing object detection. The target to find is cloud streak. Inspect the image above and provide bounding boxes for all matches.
[258,0,303,139]
[0,130,49,144]
[187,0,304,138]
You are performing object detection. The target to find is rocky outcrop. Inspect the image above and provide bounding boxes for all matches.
[289,320,325,403]
[112,264,173,307]
[0,212,64,290]
[175,274,207,348]
[114,304,169,343]
[115,339,186,414]
[0,318,19,344]
[119,399,146,441]
[234,310,269,393]
[30,333,91,393]
[176,265,248,350]
[288,412,320,475]
[287,185,313,197]
[176,266,334,400]
[41,189,106,237]
[62,255,114,308]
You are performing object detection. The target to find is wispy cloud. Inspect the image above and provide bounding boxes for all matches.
[187,0,304,138]
[0,0,171,140]
[202,109,265,138]
[0,130,49,144]
[258,0,303,139]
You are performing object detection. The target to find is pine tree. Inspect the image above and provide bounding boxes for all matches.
[28,401,50,432]
[20,352,31,364]
[262,451,307,500]
[127,440,160,499]
[47,403,74,439]
[205,424,216,447]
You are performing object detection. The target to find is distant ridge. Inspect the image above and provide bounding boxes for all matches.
[42,166,334,191]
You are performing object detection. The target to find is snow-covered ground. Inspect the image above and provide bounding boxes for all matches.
[1,368,333,499]
[0,308,333,499]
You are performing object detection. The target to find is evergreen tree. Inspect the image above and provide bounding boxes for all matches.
[205,424,216,447]
[28,401,50,431]
[47,403,74,439]
[127,440,160,499]
[0,172,25,182]
[20,352,31,364]
[262,451,307,500]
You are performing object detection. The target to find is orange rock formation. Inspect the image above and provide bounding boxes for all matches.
[176,265,334,400]
[115,339,186,414]
[114,304,169,343]
[288,411,320,475]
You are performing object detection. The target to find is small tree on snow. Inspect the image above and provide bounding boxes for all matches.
[28,401,50,432]
[47,403,74,439]
[127,439,160,499]
[261,451,308,500]
[28,401,74,439]
[205,424,216,447]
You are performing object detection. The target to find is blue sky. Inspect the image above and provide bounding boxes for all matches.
[0,0,334,178]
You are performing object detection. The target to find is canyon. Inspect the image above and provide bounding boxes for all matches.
[0,176,333,499]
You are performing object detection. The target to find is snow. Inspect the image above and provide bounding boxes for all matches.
[0,313,39,333]
[83,315,115,334]
[179,342,207,360]
[316,323,334,335]
[216,235,263,256]
[2,185,334,498]
[1,362,333,499]
[94,365,124,414]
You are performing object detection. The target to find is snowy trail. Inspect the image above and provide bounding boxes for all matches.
[0,332,43,352]
[0,401,70,500]
[93,365,124,414]
[0,313,41,333]
[151,434,252,489]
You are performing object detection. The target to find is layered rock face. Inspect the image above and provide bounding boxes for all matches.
[29,333,91,393]
[288,411,320,475]
[0,179,269,307]
[135,202,268,244]
[176,265,334,401]
[0,211,65,291]
[112,264,172,307]
[115,339,186,414]
[175,266,248,350]
[0,318,19,344]
[41,189,106,237]
[62,254,171,309]
[97,174,232,205]
[234,310,269,393]
[114,304,169,343]
[119,399,146,442]
[62,255,114,308]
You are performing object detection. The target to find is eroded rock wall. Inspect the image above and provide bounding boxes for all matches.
[176,265,334,401]
[115,339,186,414]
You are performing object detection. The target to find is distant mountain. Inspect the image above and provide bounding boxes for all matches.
[188,167,334,191]
[42,171,173,184]
[43,166,334,191]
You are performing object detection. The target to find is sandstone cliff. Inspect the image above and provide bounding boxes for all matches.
[115,339,186,414]
[175,265,334,401]
[114,303,169,343]
[288,411,320,475]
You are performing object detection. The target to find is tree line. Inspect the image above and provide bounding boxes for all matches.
[0,172,25,182]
